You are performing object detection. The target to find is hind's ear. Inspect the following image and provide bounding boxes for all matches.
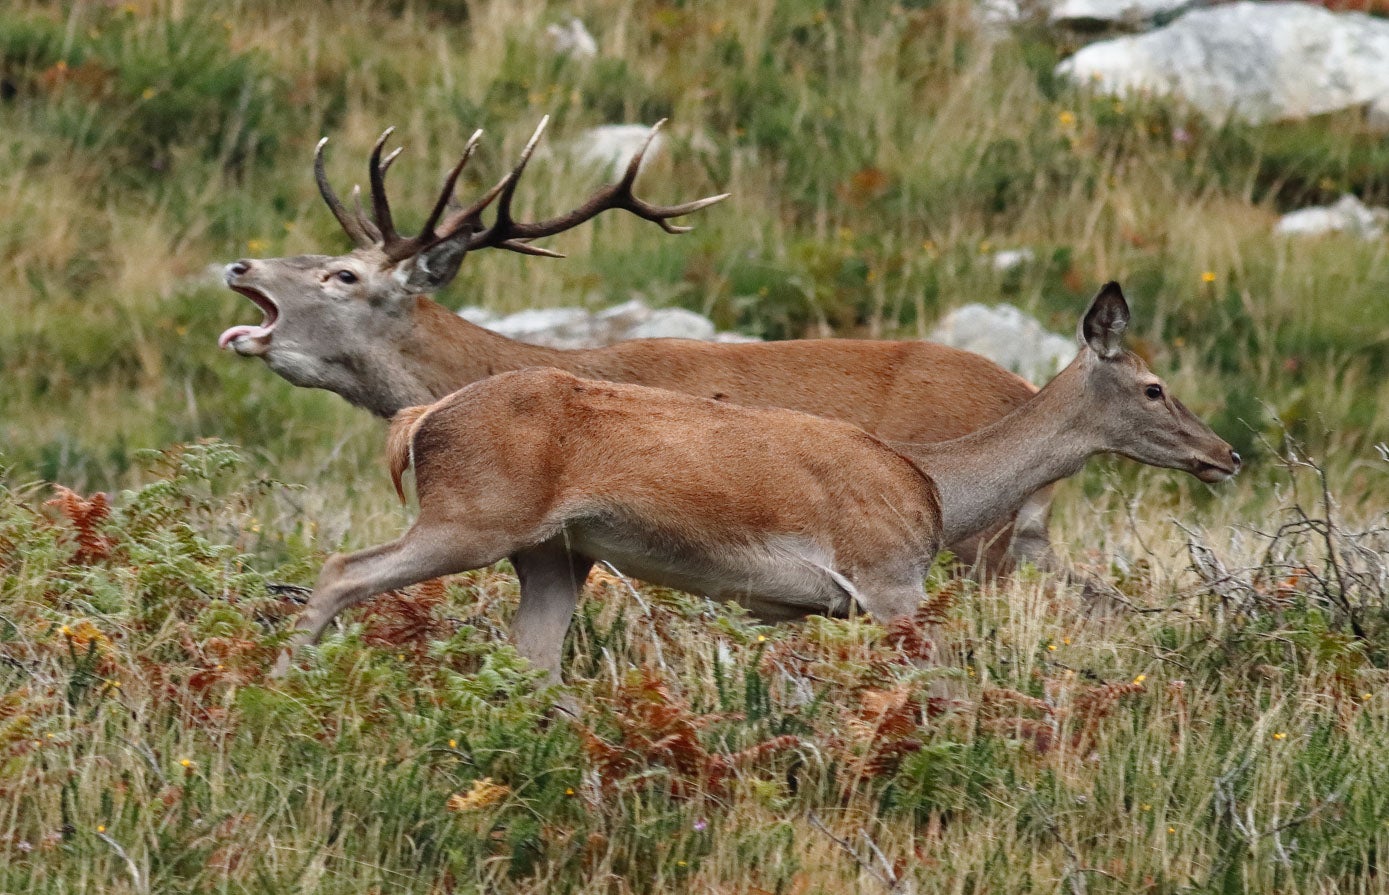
[1078,281,1130,359]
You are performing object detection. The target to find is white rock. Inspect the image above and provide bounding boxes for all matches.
[546,18,598,59]
[626,309,717,341]
[1056,2,1389,125]
[711,331,763,344]
[1275,194,1388,240]
[457,307,499,327]
[572,124,663,174]
[929,304,1077,384]
[594,298,655,330]
[484,307,599,350]
[1049,0,1203,30]
[990,248,1036,272]
[458,298,740,348]
[974,0,1029,28]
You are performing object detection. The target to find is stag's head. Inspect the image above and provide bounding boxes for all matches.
[220,118,727,408]
[1066,282,1240,483]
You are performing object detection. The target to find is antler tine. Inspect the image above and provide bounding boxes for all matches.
[314,137,375,247]
[402,130,486,260]
[491,115,550,233]
[380,145,405,175]
[466,117,730,252]
[350,185,383,243]
[367,127,399,246]
[612,119,731,234]
[450,116,550,251]
[495,239,567,258]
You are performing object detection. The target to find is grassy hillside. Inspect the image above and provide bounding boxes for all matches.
[2,0,1388,891]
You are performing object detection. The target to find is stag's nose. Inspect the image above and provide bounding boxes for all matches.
[1230,449,1242,472]
[227,260,252,278]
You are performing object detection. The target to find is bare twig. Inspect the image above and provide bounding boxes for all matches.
[95,828,145,893]
[808,812,901,891]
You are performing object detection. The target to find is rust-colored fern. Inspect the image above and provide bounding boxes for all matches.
[359,577,450,654]
[45,485,113,563]
[582,670,799,798]
[882,584,960,661]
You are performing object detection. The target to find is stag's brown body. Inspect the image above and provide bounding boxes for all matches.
[222,121,1044,570]
[399,298,1037,444]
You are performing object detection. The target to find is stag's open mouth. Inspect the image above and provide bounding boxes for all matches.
[218,285,280,354]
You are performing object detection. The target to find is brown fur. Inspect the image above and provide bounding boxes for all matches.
[387,404,433,503]
[272,285,1239,689]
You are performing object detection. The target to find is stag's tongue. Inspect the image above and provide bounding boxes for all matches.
[218,324,271,350]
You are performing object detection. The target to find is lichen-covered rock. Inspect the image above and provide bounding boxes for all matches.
[546,17,598,59]
[1056,2,1389,125]
[1049,0,1205,31]
[990,248,1036,272]
[1275,195,1388,240]
[929,304,1076,383]
[459,299,740,348]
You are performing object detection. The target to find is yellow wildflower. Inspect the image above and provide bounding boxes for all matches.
[1201,271,1216,284]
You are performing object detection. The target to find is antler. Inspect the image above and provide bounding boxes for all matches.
[452,117,730,257]
[313,119,728,263]
[314,129,482,261]
[314,138,375,248]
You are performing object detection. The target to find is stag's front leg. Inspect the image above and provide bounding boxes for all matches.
[271,522,499,677]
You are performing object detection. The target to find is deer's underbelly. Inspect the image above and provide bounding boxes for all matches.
[565,523,859,622]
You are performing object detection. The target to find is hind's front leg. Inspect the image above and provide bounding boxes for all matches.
[510,539,595,690]
[271,521,507,677]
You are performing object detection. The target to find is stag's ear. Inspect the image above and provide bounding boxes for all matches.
[1078,281,1130,360]
[393,236,472,294]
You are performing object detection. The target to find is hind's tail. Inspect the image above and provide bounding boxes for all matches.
[387,404,432,504]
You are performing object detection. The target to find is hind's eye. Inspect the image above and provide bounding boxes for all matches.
[335,270,358,284]
[1145,384,1164,400]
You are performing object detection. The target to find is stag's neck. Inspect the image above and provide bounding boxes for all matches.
[391,297,587,413]
[896,371,1096,545]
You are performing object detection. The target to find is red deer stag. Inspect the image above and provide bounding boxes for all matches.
[271,283,1240,683]
[221,119,1052,573]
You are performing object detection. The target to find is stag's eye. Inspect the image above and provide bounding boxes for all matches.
[334,270,358,284]
[1145,384,1164,401]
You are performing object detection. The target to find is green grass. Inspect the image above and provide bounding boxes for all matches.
[2,0,1389,891]
[2,442,1387,893]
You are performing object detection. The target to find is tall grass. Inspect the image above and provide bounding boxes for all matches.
[2,442,1386,892]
